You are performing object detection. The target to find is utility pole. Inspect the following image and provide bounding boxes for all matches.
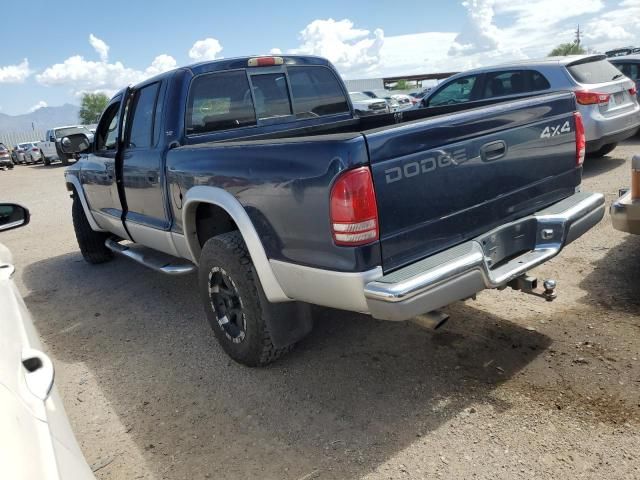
[575,24,581,48]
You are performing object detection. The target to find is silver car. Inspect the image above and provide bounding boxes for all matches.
[420,54,640,157]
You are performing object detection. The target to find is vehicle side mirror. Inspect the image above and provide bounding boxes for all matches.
[0,204,30,232]
[60,134,91,154]
[49,136,55,142]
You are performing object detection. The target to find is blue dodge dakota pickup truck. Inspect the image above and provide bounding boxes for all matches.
[62,55,605,366]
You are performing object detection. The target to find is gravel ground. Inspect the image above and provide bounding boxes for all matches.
[1,137,639,480]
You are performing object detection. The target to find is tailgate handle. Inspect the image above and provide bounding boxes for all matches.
[480,140,507,162]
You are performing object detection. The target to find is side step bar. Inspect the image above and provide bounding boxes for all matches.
[105,238,196,275]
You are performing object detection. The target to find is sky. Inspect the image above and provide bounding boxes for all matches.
[1,0,639,115]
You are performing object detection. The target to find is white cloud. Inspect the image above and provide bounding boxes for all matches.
[0,59,31,83]
[449,0,500,55]
[37,36,176,96]
[188,38,223,61]
[29,100,48,112]
[291,19,384,74]
[269,48,283,54]
[89,34,110,62]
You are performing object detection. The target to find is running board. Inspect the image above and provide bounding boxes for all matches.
[105,238,196,275]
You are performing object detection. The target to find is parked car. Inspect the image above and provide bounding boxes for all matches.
[362,89,401,112]
[419,55,640,158]
[22,142,43,164]
[390,93,415,110]
[38,125,93,166]
[0,144,14,170]
[349,92,390,116]
[606,47,640,58]
[61,54,603,367]
[11,144,29,164]
[0,204,96,479]
[611,155,640,234]
[610,55,640,101]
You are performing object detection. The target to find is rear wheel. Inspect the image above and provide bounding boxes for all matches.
[56,145,70,166]
[199,231,294,367]
[72,193,113,264]
[588,143,617,158]
[40,151,50,165]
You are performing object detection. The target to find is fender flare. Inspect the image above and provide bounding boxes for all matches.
[64,173,106,232]
[182,186,290,303]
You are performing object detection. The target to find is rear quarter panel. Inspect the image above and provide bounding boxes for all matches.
[166,135,382,272]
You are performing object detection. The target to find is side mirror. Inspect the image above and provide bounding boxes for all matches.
[0,204,30,232]
[49,136,56,142]
[60,134,91,154]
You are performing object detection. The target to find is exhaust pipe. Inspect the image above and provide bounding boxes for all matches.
[411,311,450,330]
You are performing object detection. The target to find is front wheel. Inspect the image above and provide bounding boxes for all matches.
[198,231,294,367]
[588,143,618,158]
[72,193,113,264]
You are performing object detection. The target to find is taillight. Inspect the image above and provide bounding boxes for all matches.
[575,90,610,105]
[629,86,638,97]
[574,112,585,166]
[247,56,284,67]
[330,167,379,246]
[632,155,640,200]
[32,147,38,151]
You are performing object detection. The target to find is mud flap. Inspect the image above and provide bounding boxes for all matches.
[258,286,313,348]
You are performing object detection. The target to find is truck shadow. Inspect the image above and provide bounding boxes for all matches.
[578,234,640,313]
[22,253,550,480]
[582,155,626,179]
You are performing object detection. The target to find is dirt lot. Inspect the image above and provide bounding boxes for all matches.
[1,138,639,480]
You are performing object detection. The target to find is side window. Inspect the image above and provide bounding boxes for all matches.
[186,71,256,135]
[95,102,121,152]
[288,66,350,118]
[618,63,639,80]
[428,76,478,106]
[249,73,292,120]
[483,70,550,98]
[127,83,160,148]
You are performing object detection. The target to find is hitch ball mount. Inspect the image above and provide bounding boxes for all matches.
[508,275,557,302]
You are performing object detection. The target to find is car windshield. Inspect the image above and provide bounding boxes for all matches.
[55,126,91,138]
[350,92,372,101]
[18,143,31,149]
[567,59,626,84]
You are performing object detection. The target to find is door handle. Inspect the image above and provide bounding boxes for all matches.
[480,140,507,162]
[21,348,55,401]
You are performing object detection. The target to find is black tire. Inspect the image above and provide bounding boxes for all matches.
[42,151,50,166]
[56,144,70,166]
[588,143,617,158]
[72,193,113,264]
[199,231,293,367]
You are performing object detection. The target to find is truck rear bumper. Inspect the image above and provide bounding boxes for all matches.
[611,190,640,234]
[364,191,605,321]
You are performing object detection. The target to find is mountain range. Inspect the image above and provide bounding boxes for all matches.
[0,104,80,135]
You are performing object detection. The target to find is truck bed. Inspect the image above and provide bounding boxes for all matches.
[170,91,580,273]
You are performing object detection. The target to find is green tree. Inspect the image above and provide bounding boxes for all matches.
[79,92,109,124]
[548,42,586,56]
[395,79,411,90]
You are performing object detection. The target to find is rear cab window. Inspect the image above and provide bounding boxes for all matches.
[614,62,640,81]
[186,64,349,135]
[566,58,624,84]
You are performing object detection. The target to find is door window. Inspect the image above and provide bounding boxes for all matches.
[95,101,121,151]
[127,83,160,148]
[482,70,551,98]
[616,62,640,81]
[428,76,478,106]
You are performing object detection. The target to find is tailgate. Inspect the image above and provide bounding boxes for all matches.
[366,92,581,272]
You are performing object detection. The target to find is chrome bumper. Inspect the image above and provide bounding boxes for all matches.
[611,190,640,235]
[365,191,605,321]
